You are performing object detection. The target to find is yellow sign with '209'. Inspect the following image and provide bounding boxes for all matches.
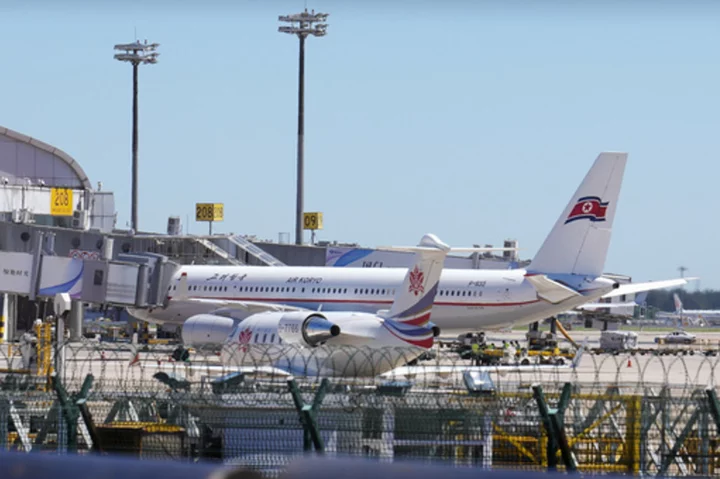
[50,188,73,216]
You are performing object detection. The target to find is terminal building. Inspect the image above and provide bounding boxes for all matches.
[0,125,632,342]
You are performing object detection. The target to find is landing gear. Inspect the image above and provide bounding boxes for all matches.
[526,320,559,351]
[171,346,190,362]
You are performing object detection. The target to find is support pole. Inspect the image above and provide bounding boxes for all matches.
[131,62,139,232]
[288,377,329,452]
[294,34,306,246]
[52,373,96,454]
[0,294,5,344]
[533,383,578,473]
[69,300,83,341]
[707,388,720,434]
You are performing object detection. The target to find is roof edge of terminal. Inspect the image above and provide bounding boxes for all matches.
[0,124,92,190]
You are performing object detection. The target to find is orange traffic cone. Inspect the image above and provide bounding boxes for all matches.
[627,357,632,368]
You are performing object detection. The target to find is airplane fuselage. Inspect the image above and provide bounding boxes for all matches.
[130,265,616,331]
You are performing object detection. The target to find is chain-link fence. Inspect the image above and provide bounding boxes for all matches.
[1,340,719,477]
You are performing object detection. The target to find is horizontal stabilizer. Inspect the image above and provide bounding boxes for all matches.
[526,274,582,304]
[601,277,697,299]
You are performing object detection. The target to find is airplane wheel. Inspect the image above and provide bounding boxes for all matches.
[172,347,189,362]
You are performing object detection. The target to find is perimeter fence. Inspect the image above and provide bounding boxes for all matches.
[0,340,719,477]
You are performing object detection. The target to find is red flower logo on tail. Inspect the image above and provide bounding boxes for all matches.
[408,266,425,296]
[238,327,253,352]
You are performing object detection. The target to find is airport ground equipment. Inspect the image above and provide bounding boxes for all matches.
[599,331,638,352]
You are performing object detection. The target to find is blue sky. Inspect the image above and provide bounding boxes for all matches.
[0,1,718,288]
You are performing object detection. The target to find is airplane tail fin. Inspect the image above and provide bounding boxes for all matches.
[673,293,683,314]
[527,152,628,277]
[383,234,450,326]
[634,291,648,305]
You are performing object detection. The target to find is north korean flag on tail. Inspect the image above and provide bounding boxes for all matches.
[564,196,609,224]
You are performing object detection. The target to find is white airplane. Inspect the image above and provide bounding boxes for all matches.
[577,291,649,313]
[218,234,450,376]
[183,233,450,377]
[128,152,691,343]
[653,293,719,327]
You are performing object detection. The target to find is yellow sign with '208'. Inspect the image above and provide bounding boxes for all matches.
[195,203,224,222]
[50,188,73,216]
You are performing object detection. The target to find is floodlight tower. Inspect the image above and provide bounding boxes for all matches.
[278,9,328,245]
[113,40,159,233]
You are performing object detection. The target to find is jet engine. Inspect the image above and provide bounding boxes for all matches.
[181,314,235,348]
[278,312,341,347]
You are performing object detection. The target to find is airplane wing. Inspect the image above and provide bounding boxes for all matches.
[142,361,294,379]
[600,277,697,299]
[525,274,582,304]
[578,302,636,310]
[179,297,310,315]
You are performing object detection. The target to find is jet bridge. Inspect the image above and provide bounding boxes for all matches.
[0,231,178,343]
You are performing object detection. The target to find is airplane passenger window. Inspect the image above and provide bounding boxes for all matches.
[262,333,267,343]
[301,288,305,293]
[270,334,275,343]
[382,289,386,295]
[254,333,259,343]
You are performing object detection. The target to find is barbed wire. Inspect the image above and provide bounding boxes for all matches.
[1,341,718,400]
[1,341,719,476]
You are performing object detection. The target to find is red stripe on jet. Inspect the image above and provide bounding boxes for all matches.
[166,296,542,308]
[383,325,434,348]
[397,312,431,326]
